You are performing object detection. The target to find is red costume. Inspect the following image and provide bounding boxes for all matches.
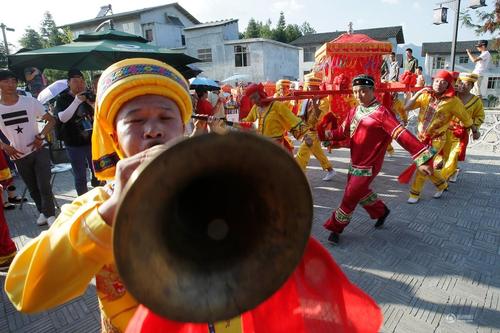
[320,100,434,234]
[125,238,383,333]
[197,98,214,116]
[0,202,16,268]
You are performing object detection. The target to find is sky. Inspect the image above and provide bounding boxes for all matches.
[1,0,496,52]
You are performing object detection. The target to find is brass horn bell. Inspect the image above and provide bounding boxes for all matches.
[113,131,313,323]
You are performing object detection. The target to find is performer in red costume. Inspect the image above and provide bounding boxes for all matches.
[319,75,435,244]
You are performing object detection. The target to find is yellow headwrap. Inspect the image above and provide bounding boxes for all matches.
[275,79,291,90]
[92,58,192,180]
[458,72,479,83]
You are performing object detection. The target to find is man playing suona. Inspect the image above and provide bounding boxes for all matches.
[319,75,435,244]
[6,59,383,333]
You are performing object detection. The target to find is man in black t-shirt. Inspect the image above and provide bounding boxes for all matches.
[54,69,100,195]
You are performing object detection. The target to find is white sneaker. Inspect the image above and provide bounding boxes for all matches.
[433,190,445,199]
[47,216,56,227]
[322,169,336,181]
[36,213,48,226]
[407,197,419,204]
[448,169,459,183]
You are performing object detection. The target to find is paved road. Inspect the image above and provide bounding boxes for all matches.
[1,142,499,332]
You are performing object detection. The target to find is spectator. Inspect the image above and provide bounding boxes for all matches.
[0,69,56,226]
[54,69,100,195]
[404,48,418,73]
[388,52,400,81]
[415,66,425,87]
[23,67,47,98]
[467,40,491,98]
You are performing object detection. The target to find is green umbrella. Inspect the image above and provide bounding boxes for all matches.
[8,29,199,71]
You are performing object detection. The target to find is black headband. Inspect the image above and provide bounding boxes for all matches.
[352,76,375,87]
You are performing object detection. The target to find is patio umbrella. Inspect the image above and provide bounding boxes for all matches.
[8,29,199,72]
[189,77,219,91]
[37,79,68,104]
[222,74,250,83]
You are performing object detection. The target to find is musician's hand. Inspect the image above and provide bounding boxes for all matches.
[98,145,167,226]
[208,119,227,135]
[417,164,433,176]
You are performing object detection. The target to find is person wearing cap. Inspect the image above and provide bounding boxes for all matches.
[441,72,484,183]
[320,75,435,244]
[466,40,491,98]
[404,70,473,203]
[295,74,336,181]
[243,83,312,154]
[0,69,56,226]
[4,58,195,332]
[54,69,101,196]
[274,79,298,150]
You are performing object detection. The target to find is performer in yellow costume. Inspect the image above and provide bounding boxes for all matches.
[295,74,336,181]
[386,93,409,156]
[243,83,311,153]
[4,58,241,333]
[441,72,484,182]
[404,70,472,203]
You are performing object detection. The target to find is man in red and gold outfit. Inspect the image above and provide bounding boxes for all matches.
[319,75,435,244]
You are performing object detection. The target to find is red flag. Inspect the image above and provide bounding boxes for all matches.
[398,164,417,184]
[126,238,382,333]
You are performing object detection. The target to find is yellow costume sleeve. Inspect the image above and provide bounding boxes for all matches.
[275,102,309,139]
[242,106,257,122]
[411,93,426,110]
[393,99,408,123]
[5,187,113,313]
[450,99,473,128]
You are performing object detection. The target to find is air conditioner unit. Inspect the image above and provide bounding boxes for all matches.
[433,7,448,25]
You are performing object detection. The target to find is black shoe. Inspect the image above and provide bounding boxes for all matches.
[327,232,340,244]
[375,207,391,228]
[0,255,15,271]
[3,202,15,210]
[8,196,27,204]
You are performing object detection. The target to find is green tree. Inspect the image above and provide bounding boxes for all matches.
[245,18,261,38]
[273,12,287,42]
[19,28,44,50]
[40,11,66,47]
[0,44,8,68]
[260,19,274,39]
[300,22,316,35]
[285,24,302,43]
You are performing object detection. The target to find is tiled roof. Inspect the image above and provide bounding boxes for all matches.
[61,2,200,28]
[183,19,238,31]
[290,26,404,46]
[421,39,497,55]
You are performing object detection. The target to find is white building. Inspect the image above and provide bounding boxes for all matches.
[61,3,200,49]
[421,40,499,98]
[62,5,300,82]
[180,19,299,82]
[290,26,405,81]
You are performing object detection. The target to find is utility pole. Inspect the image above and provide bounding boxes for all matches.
[0,23,15,55]
[450,0,461,71]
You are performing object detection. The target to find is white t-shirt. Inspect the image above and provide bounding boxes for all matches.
[473,50,491,75]
[0,95,46,159]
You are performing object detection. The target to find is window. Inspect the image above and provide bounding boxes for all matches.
[487,77,499,89]
[458,56,469,64]
[432,56,445,69]
[145,29,153,42]
[234,45,249,67]
[197,48,213,62]
[122,23,136,34]
[181,35,185,46]
[303,47,316,62]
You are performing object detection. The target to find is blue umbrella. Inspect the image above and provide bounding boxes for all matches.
[189,77,219,91]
